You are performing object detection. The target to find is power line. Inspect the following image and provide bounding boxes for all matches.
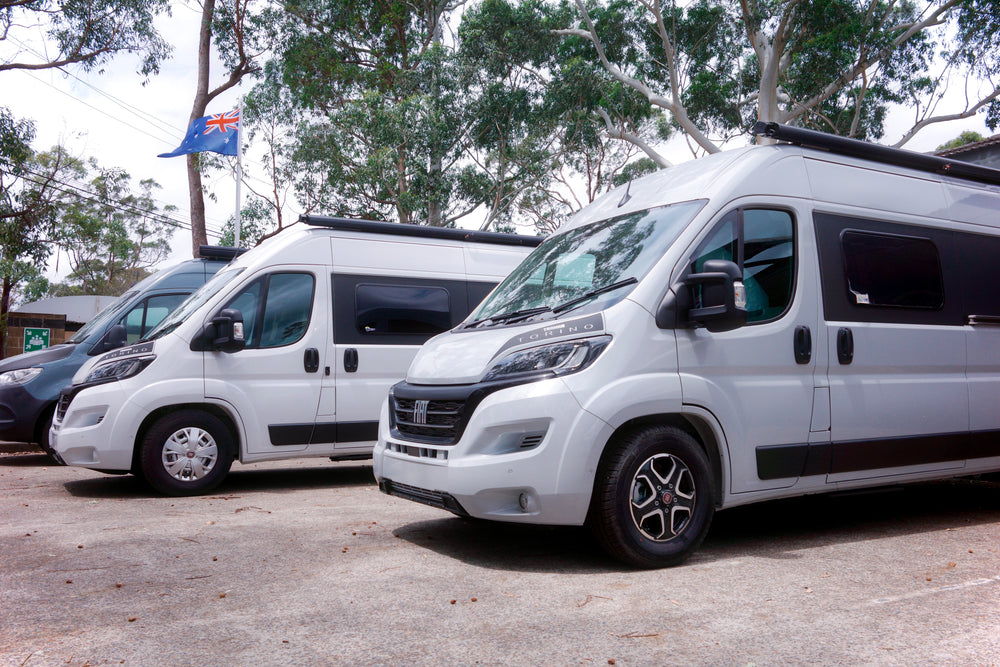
[18,165,226,238]
[6,35,297,231]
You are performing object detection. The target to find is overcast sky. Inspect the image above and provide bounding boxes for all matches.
[3,3,251,279]
[2,2,994,284]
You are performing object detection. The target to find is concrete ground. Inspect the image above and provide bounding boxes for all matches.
[1,447,999,666]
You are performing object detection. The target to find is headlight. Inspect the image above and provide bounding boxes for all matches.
[0,367,43,386]
[482,335,611,382]
[84,357,155,384]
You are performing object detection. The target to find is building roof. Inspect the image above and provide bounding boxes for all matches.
[15,295,118,324]
[935,134,1000,157]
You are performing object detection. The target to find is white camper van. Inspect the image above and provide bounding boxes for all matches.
[374,123,1000,568]
[49,217,540,495]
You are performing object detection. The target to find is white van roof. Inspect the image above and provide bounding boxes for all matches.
[569,124,1000,234]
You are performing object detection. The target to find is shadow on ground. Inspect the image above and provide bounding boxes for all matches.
[0,452,51,467]
[393,478,1000,574]
[58,461,376,499]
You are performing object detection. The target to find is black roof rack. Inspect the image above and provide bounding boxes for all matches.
[198,245,248,260]
[298,215,542,248]
[753,121,1000,187]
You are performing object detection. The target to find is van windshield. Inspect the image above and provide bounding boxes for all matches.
[143,267,245,341]
[467,200,705,327]
[67,291,138,343]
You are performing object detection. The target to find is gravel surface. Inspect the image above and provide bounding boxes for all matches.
[2,449,999,666]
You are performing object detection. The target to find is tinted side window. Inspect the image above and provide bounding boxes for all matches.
[333,274,497,346]
[121,293,189,344]
[356,284,450,335]
[841,231,943,310]
[260,273,315,348]
[222,273,314,349]
[813,212,963,326]
[691,208,794,324]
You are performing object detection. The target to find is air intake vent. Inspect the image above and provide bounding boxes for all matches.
[519,433,545,449]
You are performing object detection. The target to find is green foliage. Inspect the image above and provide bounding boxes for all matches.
[218,198,276,247]
[937,131,986,151]
[48,158,176,296]
[1,112,55,317]
[0,0,172,77]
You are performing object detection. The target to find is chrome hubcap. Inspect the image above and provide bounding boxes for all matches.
[162,427,218,482]
[629,453,696,542]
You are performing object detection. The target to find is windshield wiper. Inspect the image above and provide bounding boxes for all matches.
[551,277,638,314]
[464,306,552,329]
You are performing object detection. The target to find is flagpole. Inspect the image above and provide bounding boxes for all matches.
[234,102,243,248]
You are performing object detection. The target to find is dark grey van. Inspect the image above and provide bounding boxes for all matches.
[0,247,241,459]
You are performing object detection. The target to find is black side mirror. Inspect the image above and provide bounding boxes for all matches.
[101,324,128,351]
[191,308,246,353]
[656,259,747,332]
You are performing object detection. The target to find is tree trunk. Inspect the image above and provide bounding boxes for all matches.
[0,278,12,360]
[186,0,216,257]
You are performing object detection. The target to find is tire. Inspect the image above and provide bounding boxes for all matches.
[139,410,234,496]
[589,425,715,568]
[37,409,66,466]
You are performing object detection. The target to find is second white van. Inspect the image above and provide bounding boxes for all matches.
[49,217,540,495]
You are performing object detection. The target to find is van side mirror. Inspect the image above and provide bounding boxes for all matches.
[656,259,747,333]
[191,308,246,353]
[101,324,128,352]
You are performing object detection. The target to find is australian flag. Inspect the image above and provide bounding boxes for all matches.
[158,109,240,158]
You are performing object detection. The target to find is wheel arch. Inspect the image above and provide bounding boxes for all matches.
[131,403,241,474]
[599,413,725,508]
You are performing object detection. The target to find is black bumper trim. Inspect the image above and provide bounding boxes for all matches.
[378,478,469,517]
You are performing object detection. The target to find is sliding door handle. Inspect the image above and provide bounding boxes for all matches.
[837,328,854,365]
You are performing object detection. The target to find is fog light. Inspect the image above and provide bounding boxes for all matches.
[518,492,529,512]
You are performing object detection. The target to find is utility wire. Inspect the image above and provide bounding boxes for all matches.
[19,166,226,239]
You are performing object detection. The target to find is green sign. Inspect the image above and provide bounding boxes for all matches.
[24,327,50,353]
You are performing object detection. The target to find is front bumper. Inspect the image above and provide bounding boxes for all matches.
[0,384,47,443]
[50,382,138,471]
[374,378,613,526]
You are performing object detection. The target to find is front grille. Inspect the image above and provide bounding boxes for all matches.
[55,392,73,422]
[391,397,465,444]
[388,377,537,446]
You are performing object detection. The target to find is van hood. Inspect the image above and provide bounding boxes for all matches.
[0,343,75,372]
[407,313,606,385]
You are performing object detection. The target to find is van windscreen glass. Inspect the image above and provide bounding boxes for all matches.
[841,230,944,310]
[468,200,706,326]
[143,267,245,341]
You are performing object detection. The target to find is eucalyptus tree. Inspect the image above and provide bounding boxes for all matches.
[50,163,176,296]
[457,0,659,232]
[0,0,171,75]
[180,0,263,256]
[258,0,471,226]
[553,0,1000,163]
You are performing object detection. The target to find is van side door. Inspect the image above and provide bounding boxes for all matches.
[815,213,969,482]
[676,205,825,494]
[328,274,474,451]
[961,232,1000,471]
[204,267,326,455]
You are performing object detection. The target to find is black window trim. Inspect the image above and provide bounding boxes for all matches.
[813,211,968,327]
[689,205,798,327]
